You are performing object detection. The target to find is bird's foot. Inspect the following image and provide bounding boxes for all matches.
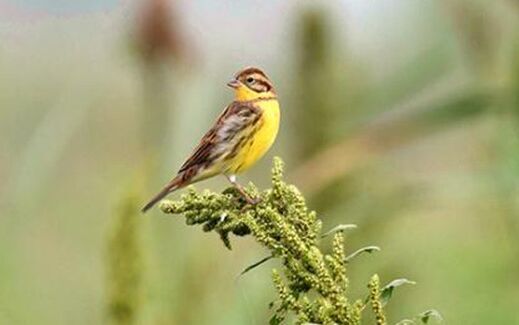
[225,175,261,209]
[235,187,261,209]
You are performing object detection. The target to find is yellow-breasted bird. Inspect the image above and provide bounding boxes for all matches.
[142,67,280,212]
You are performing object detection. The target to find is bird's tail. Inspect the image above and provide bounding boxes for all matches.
[141,177,182,213]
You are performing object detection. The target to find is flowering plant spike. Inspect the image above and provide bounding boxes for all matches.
[160,157,435,324]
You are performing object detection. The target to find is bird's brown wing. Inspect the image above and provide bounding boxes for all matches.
[178,101,260,174]
[141,101,260,213]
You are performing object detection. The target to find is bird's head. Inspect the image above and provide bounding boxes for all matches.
[227,67,276,101]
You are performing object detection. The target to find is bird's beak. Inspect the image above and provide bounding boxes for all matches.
[227,79,241,89]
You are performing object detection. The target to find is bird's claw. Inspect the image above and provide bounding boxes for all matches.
[245,196,261,205]
[236,194,261,211]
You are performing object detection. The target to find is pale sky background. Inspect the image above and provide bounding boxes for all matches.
[0,0,448,79]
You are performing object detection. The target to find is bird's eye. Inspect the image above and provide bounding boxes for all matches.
[246,77,255,84]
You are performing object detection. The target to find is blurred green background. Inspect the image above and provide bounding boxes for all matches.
[1,0,518,324]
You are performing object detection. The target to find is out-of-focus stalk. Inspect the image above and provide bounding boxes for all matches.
[444,0,498,77]
[135,0,186,168]
[293,8,336,159]
[105,1,187,324]
[106,191,143,325]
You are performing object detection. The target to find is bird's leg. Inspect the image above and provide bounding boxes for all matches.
[225,175,260,205]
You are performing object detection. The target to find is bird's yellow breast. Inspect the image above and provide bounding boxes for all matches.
[229,99,280,173]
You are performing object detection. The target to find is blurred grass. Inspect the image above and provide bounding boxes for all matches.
[106,190,143,325]
[1,0,518,324]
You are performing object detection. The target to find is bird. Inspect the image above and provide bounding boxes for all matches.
[142,67,280,212]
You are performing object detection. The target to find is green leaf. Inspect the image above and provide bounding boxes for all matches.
[218,231,232,250]
[396,309,443,325]
[321,224,357,238]
[380,278,416,306]
[240,255,274,276]
[419,309,443,323]
[345,246,381,263]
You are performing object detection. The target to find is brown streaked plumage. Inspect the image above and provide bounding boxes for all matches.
[142,66,280,212]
